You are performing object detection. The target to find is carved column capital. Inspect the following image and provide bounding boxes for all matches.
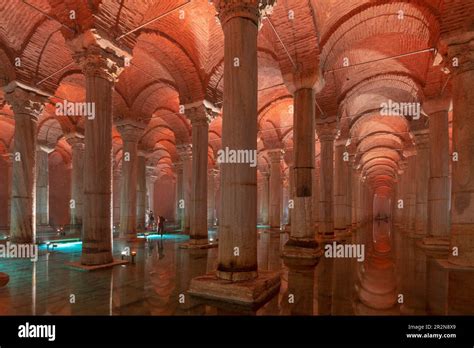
[267,148,284,163]
[69,30,130,83]
[176,144,193,161]
[4,81,48,121]
[214,0,276,27]
[316,118,338,141]
[116,119,145,143]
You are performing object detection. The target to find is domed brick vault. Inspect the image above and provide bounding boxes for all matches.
[0,0,473,315]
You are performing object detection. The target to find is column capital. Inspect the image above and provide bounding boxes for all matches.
[214,0,276,27]
[69,30,131,83]
[208,168,220,177]
[4,81,48,120]
[173,161,184,174]
[185,101,217,126]
[116,119,145,143]
[36,140,55,154]
[267,148,284,163]
[176,144,193,160]
[316,118,338,141]
[443,31,474,75]
[65,132,85,149]
[423,96,451,115]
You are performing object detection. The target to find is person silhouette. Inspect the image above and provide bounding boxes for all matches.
[158,215,165,237]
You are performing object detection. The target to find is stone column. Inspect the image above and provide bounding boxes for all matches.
[260,171,270,225]
[312,158,320,229]
[208,168,218,227]
[174,162,184,230]
[65,132,85,235]
[3,154,13,228]
[146,167,157,214]
[112,167,121,227]
[189,0,280,306]
[316,121,337,240]
[69,35,129,265]
[423,97,450,240]
[177,144,192,233]
[284,86,320,260]
[334,139,348,237]
[4,82,47,244]
[136,151,147,231]
[286,164,294,228]
[446,32,474,267]
[268,149,283,229]
[116,120,144,240]
[182,104,214,248]
[35,142,54,226]
[413,129,430,236]
[404,154,417,234]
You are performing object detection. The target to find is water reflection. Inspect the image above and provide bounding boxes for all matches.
[0,222,473,315]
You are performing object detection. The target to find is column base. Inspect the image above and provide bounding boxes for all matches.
[418,236,450,251]
[179,238,218,249]
[188,270,281,308]
[68,258,128,271]
[282,238,322,267]
[0,272,10,287]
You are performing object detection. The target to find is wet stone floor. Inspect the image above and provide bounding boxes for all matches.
[0,223,473,316]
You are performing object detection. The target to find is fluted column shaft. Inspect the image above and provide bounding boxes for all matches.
[334,140,348,235]
[177,145,192,233]
[208,168,218,227]
[136,153,147,230]
[5,84,47,243]
[268,149,283,229]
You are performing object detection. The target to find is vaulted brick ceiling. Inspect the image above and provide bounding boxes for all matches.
[0,0,467,186]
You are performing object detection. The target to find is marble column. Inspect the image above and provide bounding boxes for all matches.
[112,167,121,228]
[146,167,157,214]
[404,154,417,234]
[4,82,47,244]
[3,154,13,229]
[136,151,147,231]
[65,133,85,235]
[177,144,192,234]
[268,149,283,229]
[208,168,218,227]
[316,121,337,240]
[260,171,270,225]
[117,120,144,240]
[423,97,450,240]
[35,142,54,226]
[70,36,129,265]
[414,129,430,237]
[174,162,184,230]
[446,32,474,267]
[312,158,320,229]
[189,0,280,305]
[334,139,348,237]
[285,86,320,260]
[182,104,214,248]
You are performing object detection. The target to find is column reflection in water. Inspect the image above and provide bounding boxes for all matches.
[354,220,398,315]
